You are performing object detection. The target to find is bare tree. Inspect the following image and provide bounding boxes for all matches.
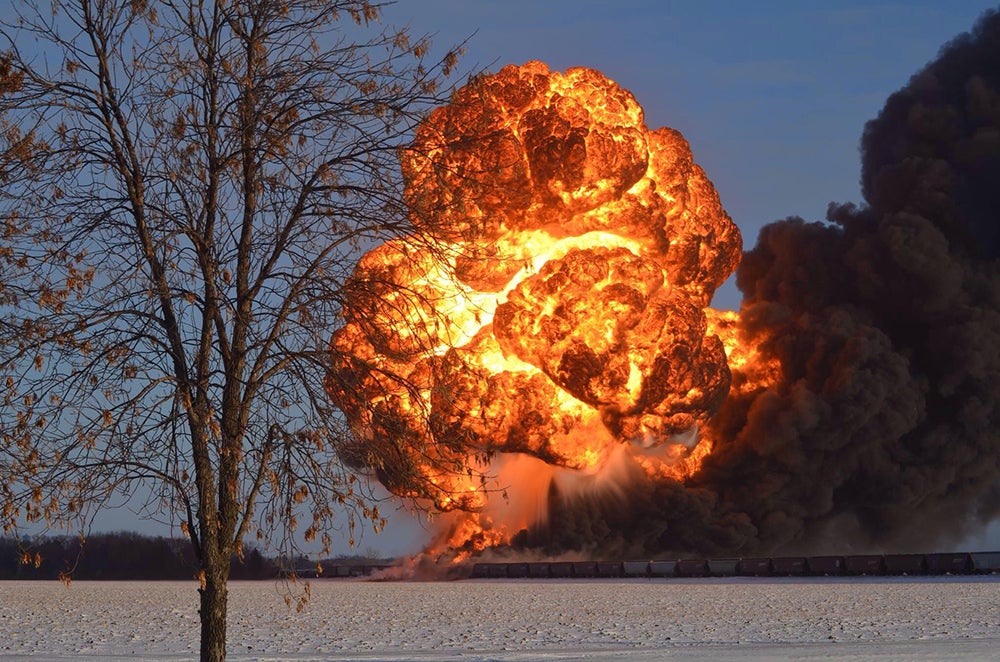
[0,1,464,659]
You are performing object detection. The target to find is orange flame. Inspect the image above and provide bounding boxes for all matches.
[327,62,771,557]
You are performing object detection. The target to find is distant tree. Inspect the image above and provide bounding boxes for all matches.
[0,2,464,660]
[1,532,271,580]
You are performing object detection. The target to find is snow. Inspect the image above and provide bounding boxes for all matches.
[0,576,997,661]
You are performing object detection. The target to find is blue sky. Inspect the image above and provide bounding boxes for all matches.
[76,1,999,554]
[382,0,999,309]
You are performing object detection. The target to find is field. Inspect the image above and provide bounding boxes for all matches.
[0,576,997,660]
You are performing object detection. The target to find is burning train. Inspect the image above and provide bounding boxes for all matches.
[327,11,1000,563]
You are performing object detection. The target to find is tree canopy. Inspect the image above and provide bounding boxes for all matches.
[0,1,466,659]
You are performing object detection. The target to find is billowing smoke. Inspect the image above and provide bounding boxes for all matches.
[331,10,1000,561]
[519,9,1000,557]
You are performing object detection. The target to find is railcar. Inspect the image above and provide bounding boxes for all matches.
[649,560,678,577]
[623,561,651,576]
[770,557,807,576]
[844,555,885,576]
[806,556,844,576]
[675,559,710,577]
[970,551,1000,574]
[925,553,973,575]
[883,554,926,575]
[528,562,551,578]
[549,562,573,578]
[595,562,624,578]
[571,561,598,578]
[737,558,773,576]
[707,558,739,576]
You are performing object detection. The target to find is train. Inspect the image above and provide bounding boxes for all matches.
[467,551,1000,579]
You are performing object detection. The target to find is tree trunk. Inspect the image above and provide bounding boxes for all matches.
[198,566,229,662]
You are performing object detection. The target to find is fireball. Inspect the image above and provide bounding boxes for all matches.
[327,62,751,553]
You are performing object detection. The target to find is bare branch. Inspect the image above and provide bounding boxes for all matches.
[0,2,473,660]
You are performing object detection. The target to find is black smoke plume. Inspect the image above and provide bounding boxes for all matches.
[515,9,1000,557]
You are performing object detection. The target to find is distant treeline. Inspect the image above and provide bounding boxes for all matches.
[0,532,387,581]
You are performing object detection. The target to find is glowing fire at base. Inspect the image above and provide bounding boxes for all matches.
[327,62,769,559]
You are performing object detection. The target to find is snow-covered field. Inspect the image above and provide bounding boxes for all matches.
[0,576,997,661]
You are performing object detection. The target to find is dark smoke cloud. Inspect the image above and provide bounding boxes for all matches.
[516,9,1000,556]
